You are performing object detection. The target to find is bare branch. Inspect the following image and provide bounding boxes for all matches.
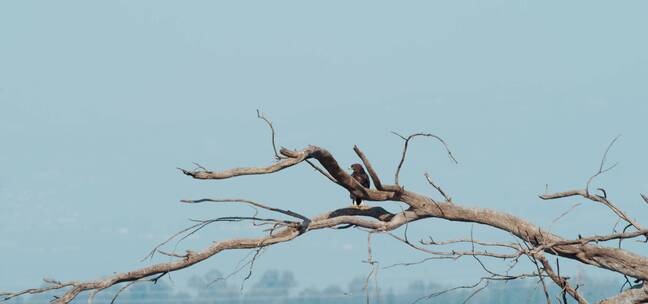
[462,280,489,304]
[142,220,213,261]
[403,191,648,281]
[362,232,379,304]
[529,254,552,304]
[537,229,648,250]
[181,145,397,203]
[110,272,167,304]
[353,145,403,193]
[535,254,588,304]
[548,202,582,232]
[305,159,340,184]
[421,237,522,251]
[180,198,310,222]
[585,135,621,195]
[206,250,259,287]
[256,110,339,184]
[178,146,309,179]
[540,189,644,231]
[353,145,383,190]
[386,232,521,259]
[383,256,458,269]
[599,285,648,304]
[391,132,458,185]
[412,279,484,304]
[424,172,452,202]
[1,279,79,302]
[256,109,283,160]
[240,247,264,292]
[8,184,647,303]
[157,250,188,259]
[2,203,420,303]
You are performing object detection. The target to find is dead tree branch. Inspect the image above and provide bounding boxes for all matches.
[540,189,644,231]
[534,254,588,304]
[391,132,458,185]
[585,135,620,195]
[4,115,647,304]
[180,198,309,222]
[599,285,648,304]
[256,109,282,160]
[424,172,452,202]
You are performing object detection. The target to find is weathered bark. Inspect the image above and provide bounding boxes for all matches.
[400,191,648,281]
[599,286,648,304]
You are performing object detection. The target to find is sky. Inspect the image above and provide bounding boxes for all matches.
[1,0,648,296]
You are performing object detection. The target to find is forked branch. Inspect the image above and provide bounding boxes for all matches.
[391,131,458,185]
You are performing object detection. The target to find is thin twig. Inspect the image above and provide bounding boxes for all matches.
[424,172,452,202]
[305,159,340,184]
[362,232,379,304]
[110,272,167,304]
[529,254,552,304]
[256,109,283,160]
[585,135,621,195]
[412,279,485,304]
[391,132,458,185]
[548,202,582,232]
[240,247,264,292]
[462,280,489,304]
[540,189,644,232]
[181,198,310,222]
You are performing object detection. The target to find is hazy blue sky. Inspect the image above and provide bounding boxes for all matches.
[1,0,647,296]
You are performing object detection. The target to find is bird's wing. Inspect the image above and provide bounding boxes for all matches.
[362,173,370,188]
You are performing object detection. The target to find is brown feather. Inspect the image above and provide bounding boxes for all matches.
[350,163,370,205]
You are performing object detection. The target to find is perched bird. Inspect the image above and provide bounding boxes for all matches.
[350,163,370,206]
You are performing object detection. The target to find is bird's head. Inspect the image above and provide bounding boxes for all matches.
[350,163,364,174]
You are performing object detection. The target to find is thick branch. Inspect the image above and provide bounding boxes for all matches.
[182,144,648,281]
[181,145,397,203]
[400,191,648,281]
[599,285,648,304]
[353,145,385,190]
[3,230,299,303]
[178,147,310,179]
[1,206,409,303]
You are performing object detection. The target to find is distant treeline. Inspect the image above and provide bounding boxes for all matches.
[7,269,624,303]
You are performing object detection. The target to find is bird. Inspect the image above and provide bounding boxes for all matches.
[350,163,370,207]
